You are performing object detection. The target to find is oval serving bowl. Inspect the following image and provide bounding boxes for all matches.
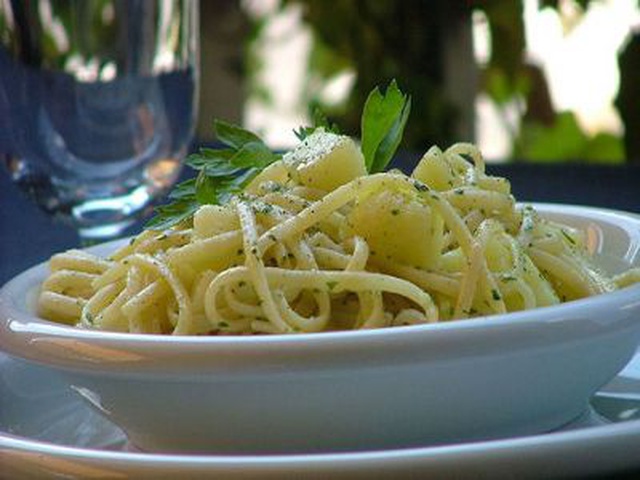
[1,203,640,454]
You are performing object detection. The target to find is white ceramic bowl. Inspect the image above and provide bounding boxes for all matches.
[1,204,640,454]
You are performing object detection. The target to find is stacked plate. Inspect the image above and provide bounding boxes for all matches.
[1,351,640,479]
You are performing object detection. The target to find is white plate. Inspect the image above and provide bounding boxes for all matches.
[2,351,640,479]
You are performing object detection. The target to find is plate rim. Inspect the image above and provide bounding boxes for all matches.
[2,403,640,471]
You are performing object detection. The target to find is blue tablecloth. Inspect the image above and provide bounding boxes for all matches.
[1,158,639,285]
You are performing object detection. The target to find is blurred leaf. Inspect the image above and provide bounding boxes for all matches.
[515,111,586,161]
[484,67,532,105]
[307,33,352,79]
[484,68,512,105]
[515,111,624,163]
[582,133,624,164]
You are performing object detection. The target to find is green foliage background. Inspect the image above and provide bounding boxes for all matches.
[249,0,638,163]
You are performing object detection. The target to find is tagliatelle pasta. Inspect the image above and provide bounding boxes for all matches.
[38,132,640,335]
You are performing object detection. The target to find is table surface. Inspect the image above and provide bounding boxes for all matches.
[1,156,639,285]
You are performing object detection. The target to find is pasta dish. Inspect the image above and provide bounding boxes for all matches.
[37,130,639,335]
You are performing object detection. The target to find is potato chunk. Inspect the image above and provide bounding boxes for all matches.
[283,129,366,192]
[244,160,289,194]
[412,146,459,191]
[349,188,444,269]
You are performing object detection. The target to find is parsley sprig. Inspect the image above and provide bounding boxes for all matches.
[146,120,280,230]
[146,80,411,230]
[361,80,412,173]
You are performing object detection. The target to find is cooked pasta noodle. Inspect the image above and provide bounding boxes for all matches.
[38,136,640,334]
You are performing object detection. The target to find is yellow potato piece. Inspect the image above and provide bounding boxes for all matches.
[244,160,289,194]
[349,189,444,269]
[411,146,459,191]
[283,129,366,192]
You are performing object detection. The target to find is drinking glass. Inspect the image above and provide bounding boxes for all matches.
[0,0,199,244]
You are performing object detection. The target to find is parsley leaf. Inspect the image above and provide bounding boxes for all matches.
[214,119,264,150]
[195,169,218,204]
[167,177,197,200]
[145,197,200,230]
[145,122,281,230]
[361,80,411,173]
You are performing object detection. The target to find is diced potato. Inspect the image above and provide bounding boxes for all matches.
[413,146,511,195]
[244,160,289,195]
[411,146,459,191]
[349,188,444,269]
[193,204,239,238]
[283,129,366,192]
